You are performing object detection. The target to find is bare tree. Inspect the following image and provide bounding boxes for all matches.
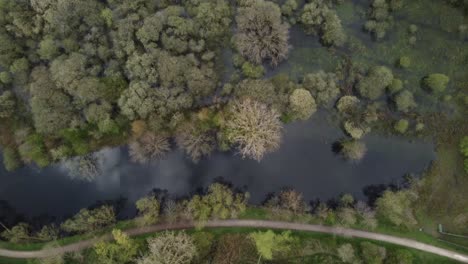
[138,231,197,264]
[235,0,290,66]
[176,124,215,163]
[129,132,170,164]
[225,99,282,161]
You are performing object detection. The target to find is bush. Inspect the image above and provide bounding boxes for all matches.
[241,62,265,78]
[336,96,360,113]
[235,0,289,65]
[393,90,417,112]
[394,119,409,134]
[387,78,403,94]
[303,71,340,105]
[357,66,393,100]
[2,147,21,171]
[344,121,367,139]
[423,73,449,93]
[340,140,367,161]
[289,88,317,120]
[399,56,411,68]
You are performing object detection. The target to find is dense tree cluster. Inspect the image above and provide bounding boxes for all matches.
[364,0,403,40]
[300,0,347,46]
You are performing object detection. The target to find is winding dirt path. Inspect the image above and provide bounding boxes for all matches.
[0,220,467,263]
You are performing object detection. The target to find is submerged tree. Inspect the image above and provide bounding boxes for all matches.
[63,154,102,182]
[235,0,290,66]
[289,88,317,120]
[339,140,367,161]
[176,123,215,163]
[129,132,171,164]
[225,99,283,161]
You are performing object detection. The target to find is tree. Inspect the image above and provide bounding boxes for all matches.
[302,71,340,106]
[175,123,215,163]
[135,196,160,226]
[194,1,232,41]
[340,140,367,161]
[94,229,138,264]
[36,224,59,242]
[343,121,367,139]
[129,132,171,164]
[376,190,417,228]
[337,243,356,263]
[187,183,248,221]
[61,205,116,234]
[233,79,281,109]
[336,96,360,114]
[337,207,357,226]
[225,99,283,161]
[357,66,393,100]
[0,90,15,118]
[360,242,386,264]
[289,88,317,120]
[2,147,21,171]
[235,0,289,66]
[38,37,59,60]
[250,230,297,262]
[393,90,416,112]
[423,73,450,93]
[137,231,197,264]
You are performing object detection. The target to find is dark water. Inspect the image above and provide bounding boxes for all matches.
[0,112,435,220]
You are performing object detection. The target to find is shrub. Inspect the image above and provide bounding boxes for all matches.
[336,96,360,113]
[394,119,409,134]
[289,88,317,120]
[303,71,340,105]
[360,242,386,264]
[387,78,403,94]
[376,190,417,228]
[344,121,367,139]
[340,140,367,161]
[235,0,290,65]
[225,99,282,161]
[423,73,449,93]
[393,90,417,112]
[399,56,411,68]
[357,66,393,100]
[61,205,116,233]
[241,61,265,78]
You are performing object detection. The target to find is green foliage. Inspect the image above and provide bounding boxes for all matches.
[399,56,411,68]
[38,37,59,60]
[0,71,12,84]
[376,190,417,228]
[460,136,468,156]
[250,230,297,260]
[281,0,298,16]
[344,121,367,139]
[0,223,30,243]
[0,90,15,119]
[394,119,409,134]
[303,71,340,106]
[36,225,59,242]
[423,74,450,93]
[60,205,115,234]
[135,196,160,226]
[360,241,387,264]
[300,0,346,46]
[139,231,197,264]
[61,129,90,155]
[187,183,248,221]
[340,140,367,161]
[336,96,360,113]
[337,243,357,263]
[94,229,138,264]
[18,133,50,168]
[393,90,417,113]
[357,66,393,100]
[289,88,317,120]
[385,249,414,264]
[387,78,403,95]
[241,62,265,79]
[2,147,21,171]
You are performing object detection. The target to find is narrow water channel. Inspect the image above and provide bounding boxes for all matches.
[0,112,435,221]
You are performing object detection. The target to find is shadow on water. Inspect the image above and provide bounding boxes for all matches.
[0,111,435,221]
